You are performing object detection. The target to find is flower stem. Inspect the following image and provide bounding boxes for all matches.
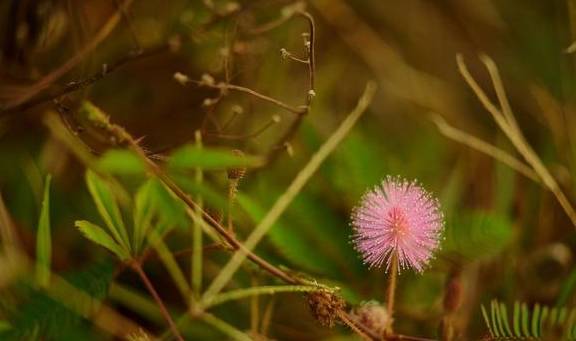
[386,252,399,333]
[132,263,185,341]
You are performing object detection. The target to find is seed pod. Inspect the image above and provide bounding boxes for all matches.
[307,290,345,327]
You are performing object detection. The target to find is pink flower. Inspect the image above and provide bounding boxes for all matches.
[351,176,444,272]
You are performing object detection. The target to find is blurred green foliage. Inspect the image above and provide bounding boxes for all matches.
[1,0,576,340]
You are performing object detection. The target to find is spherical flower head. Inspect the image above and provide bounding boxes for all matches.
[351,176,444,272]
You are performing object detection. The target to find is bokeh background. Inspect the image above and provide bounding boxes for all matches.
[1,0,576,340]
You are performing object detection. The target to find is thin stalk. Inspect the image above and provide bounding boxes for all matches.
[260,297,275,337]
[192,131,203,298]
[132,263,185,341]
[196,82,305,115]
[250,276,259,337]
[203,285,321,309]
[386,252,399,333]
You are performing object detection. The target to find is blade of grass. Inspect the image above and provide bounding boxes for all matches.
[199,313,252,341]
[431,114,538,182]
[35,175,52,287]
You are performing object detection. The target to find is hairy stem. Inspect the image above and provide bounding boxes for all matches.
[337,310,373,340]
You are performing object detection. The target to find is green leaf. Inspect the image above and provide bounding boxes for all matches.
[499,302,513,336]
[492,300,502,337]
[132,180,155,254]
[513,301,521,337]
[481,304,493,337]
[35,175,52,287]
[97,149,145,175]
[75,220,129,260]
[85,170,131,253]
[521,302,530,337]
[532,304,541,337]
[168,144,264,170]
[480,300,576,339]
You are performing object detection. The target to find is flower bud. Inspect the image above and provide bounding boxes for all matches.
[351,301,390,336]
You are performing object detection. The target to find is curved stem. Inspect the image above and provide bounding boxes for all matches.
[132,263,185,341]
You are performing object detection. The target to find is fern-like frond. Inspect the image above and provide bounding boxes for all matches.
[481,299,576,340]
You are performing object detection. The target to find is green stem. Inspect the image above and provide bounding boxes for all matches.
[200,313,252,341]
[250,276,259,337]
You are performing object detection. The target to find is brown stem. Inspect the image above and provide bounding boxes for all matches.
[132,263,185,341]
[297,11,315,105]
[386,252,399,334]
